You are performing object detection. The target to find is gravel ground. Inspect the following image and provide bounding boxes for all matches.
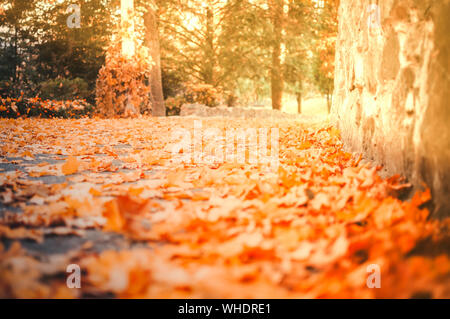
[0,147,154,257]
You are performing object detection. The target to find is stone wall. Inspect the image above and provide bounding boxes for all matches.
[332,0,450,217]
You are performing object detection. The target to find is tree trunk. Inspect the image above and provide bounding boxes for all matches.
[296,92,302,114]
[296,77,303,114]
[13,27,18,93]
[144,2,165,117]
[121,0,138,116]
[204,5,216,85]
[121,0,135,58]
[326,92,331,113]
[270,0,284,110]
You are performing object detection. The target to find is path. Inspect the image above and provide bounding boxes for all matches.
[0,117,449,298]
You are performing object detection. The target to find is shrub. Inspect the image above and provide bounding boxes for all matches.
[0,96,94,119]
[161,69,184,99]
[39,78,90,101]
[224,90,238,107]
[164,83,231,115]
[0,80,11,98]
[165,95,186,116]
[184,83,222,107]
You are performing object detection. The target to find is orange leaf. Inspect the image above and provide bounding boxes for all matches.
[62,156,80,175]
[103,200,125,232]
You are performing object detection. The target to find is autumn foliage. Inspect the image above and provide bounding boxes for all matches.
[96,11,153,117]
[0,0,449,301]
[0,96,93,119]
[0,117,449,298]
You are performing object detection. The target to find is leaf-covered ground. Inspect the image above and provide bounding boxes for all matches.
[0,117,449,298]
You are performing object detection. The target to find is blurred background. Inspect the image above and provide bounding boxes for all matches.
[0,0,338,116]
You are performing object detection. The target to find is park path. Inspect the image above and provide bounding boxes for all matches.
[0,116,449,298]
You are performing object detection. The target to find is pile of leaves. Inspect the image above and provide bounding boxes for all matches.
[0,96,94,119]
[0,117,448,298]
